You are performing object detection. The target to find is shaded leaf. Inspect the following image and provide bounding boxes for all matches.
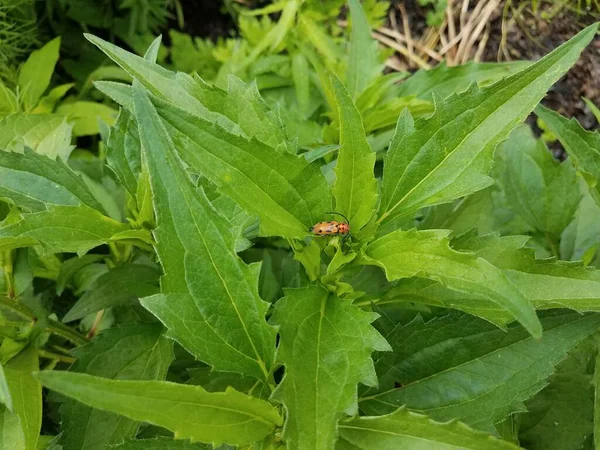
[63,264,160,322]
[359,311,600,431]
[110,437,209,449]
[535,104,600,206]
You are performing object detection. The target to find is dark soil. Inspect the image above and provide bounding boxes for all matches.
[174,0,237,41]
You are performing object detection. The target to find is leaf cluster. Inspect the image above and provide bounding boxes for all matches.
[0,1,599,450]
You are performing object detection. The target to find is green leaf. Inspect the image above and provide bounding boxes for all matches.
[57,324,173,450]
[0,148,105,213]
[363,229,541,337]
[4,346,41,450]
[346,0,382,99]
[36,371,282,447]
[270,286,390,450]
[359,311,600,431]
[106,109,141,196]
[583,97,600,123]
[396,61,531,101]
[336,407,522,450]
[0,114,73,161]
[0,363,12,410]
[150,91,332,239]
[535,104,600,206]
[494,125,580,237]
[0,406,25,450]
[454,233,600,315]
[0,205,130,255]
[33,83,74,114]
[132,83,276,380]
[56,254,106,295]
[377,24,598,225]
[63,264,160,322]
[110,438,209,449]
[330,75,377,232]
[518,340,595,450]
[18,37,61,110]
[560,186,600,263]
[56,101,117,137]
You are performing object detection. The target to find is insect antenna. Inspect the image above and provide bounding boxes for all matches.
[325,211,349,223]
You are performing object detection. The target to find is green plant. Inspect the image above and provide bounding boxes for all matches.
[1,1,600,449]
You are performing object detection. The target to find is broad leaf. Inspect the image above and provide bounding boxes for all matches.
[63,264,160,322]
[57,324,173,450]
[36,371,282,447]
[111,438,209,449]
[377,24,598,225]
[56,254,106,295]
[18,37,61,110]
[270,286,390,450]
[151,92,332,239]
[331,75,377,232]
[346,0,381,99]
[359,311,600,431]
[337,407,522,450]
[518,340,595,450]
[0,114,73,160]
[0,205,130,255]
[396,61,531,101]
[363,229,541,337]
[0,148,105,213]
[4,346,41,450]
[535,104,600,206]
[133,83,276,380]
[494,125,580,238]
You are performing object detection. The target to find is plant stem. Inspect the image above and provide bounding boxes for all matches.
[0,295,88,346]
[38,349,76,364]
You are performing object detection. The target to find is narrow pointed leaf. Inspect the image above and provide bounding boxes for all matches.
[106,109,141,196]
[337,407,522,450]
[0,149,105,213]
[396,61,530,101]
[270,286,390,450]
[378,24,598,224]
[57,324,173,450]
[363,229,541,337]
[359,312,600,431]
[0,363,11,410]
[35,371,282,447]
[18,37,61,110]
[535,104,600,206]
[331,75,377,232]
[4,347,41,450]
[132,83,276,380]
[151,95,331,238]
[0,205,130,255]
[346,0,382,99]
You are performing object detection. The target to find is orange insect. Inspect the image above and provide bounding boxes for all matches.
[310,212,350,236]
